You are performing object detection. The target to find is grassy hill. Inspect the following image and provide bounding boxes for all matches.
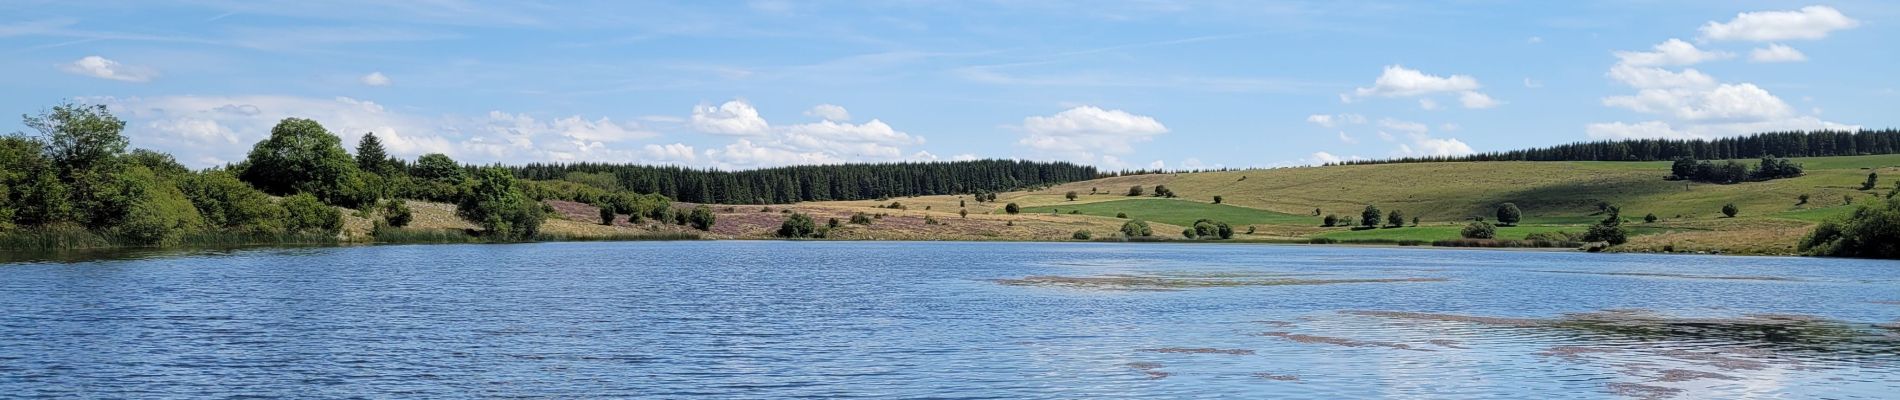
[788,154,1900,254]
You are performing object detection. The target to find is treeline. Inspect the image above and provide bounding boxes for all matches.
[1668,156,1803,184]
[1330,130,1900,165]
[510,160,1098,204]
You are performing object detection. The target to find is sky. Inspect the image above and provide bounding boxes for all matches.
[2,1,1896,170]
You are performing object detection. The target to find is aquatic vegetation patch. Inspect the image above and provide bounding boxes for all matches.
[1139,347,1255,355]
[1257,332,1430,351]
[994,274,1446,291]
[1604,382,1683,400]
[1123,362,1170,379]
[1252,372,1299,381]
[1532,270,1800,281]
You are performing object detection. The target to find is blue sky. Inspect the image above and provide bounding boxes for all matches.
[3,1,1895,170]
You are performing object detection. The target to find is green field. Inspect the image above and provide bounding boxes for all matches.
[1020,198,1311,227]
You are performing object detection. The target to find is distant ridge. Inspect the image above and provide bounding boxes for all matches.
[1330,129,1900,166]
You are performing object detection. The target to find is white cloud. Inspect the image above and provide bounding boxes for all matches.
[950,153,979,161]
[1378,118,1429,134]
[640,143,698,164]
[1459,91,1500,109]
[1700,5,1859,42]
[359,71,392,86]
[1588,118,1860,140]
[1405,136,1474,157]
[1351,65,1480,98]
[1311,151,1345,164]
[690,99,771,135]
[1527,36,1543,44]
[1523,78,1543,88]
[1347,65,1497,109]
[1607,65,1717,89]
[1612,39,1732,67]
[1602,83,1793,122]
[1749,44,1807,63]
[804,104,851,121]
[1016,106,1167,165]
[1305,113,1365,128]
[1336,131,1358,144]
[60,56,157,82]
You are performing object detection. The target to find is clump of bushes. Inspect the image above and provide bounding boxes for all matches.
[1799,197,1900,258]
[382,200,413,228]
[688,205,716,231]
[1004,203,1020,214]
[1185,219,1234,239]
[1583,206,1629,245]
[1072,230,1092,240]
[1460,221,1496,239]
[849,212,874,225]
[1119,220,1153,237]
[1668,156,1803,184]
[777,213,818,238]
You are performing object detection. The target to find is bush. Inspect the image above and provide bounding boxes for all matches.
[1116,212,1128,218]
[688,205,716,231]
[109,166,204,245]
[1182,228,1198,239]
[1322,214,1338,227]
[455,167,545,241]
[1644,213,1658,223]
[1360,205,1381,228]
[383,200,413,228]
[959,209,968,218]
[1721,203,1739,218]
[1799,194,1810,204]
[238,118,363,205]
[828,218,842,229]
[179,170,286,233]
[1191,218,1233,239]
[1152,185,1174,198]
[850,212,873,225]
[1385,210,1405,228]
[777,213,817,238]
[1212,195,1222,204]
[283,193,342,236]
[1800,198,1900,258]
[1072,230,1092,240]
[1004,203,1020,214]
[1862,172,1879,191]
[1582,206,1628,245]
[1127,186,1143,196]
[599,204,617,225]
[1120,220,1152,237]
[1460,221,1496,239]
[1495,203,1521,226]
[1066,191,1078,201]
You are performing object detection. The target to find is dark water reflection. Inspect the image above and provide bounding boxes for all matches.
[2,242,1898,398]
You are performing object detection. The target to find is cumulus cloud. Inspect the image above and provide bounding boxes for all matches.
[1016,106,1167,165]
[60,56,157,82]
[1418,98,1440,110]
[804,104,851,121]
[1612,39,1732,67]
[690,99,771,135]
[359,72,391,86]
[1607,64,1717,89]
[1347,65,1497,109]
[640,143,698,164]
[1700,5,1859,42]
[1305,113,1365,128]
[1603,83,1794,122]
[1459,91,1500,109]
[1749,44,1807,63]
[1588,118,1859,140]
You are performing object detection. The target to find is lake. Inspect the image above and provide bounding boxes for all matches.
[3,241,1898,398]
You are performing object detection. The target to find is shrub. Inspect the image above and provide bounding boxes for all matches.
[1127,186,1143,196]
[179,170,285,233]
[1245,226,1256,235]
[1460,221,1496,239]
[1644,213,1658,223]
[599,204,617,225]
[1862,172,1879,191]
[1322,214,1339,227]
[109,166,204,245]
[1072,230,1092,240]
[1152,185,1174,198]
[959,209,968,218]
[777,213,817,238]
[887,201,904,210]
[455,167,545,241]
[1582,206,1627,245]
[1385,209,1405,228]
[1116,212,1128,218]
[1182,228,1198,239]
[850,212,873,225]
[1212,195,1223,204]
[1065,191,1078,201]
[1191,219,1233,239]
[1004,203,1020,214]
[1721,203,1739,218]
[924,215,941,225]
[1120,220,1153,237]
[673,209,689,225]
[1360,205,1381,229]
[827,218,841,228]
[283,193,342,236]
[383,200,413,228]
[1495,203,1521,226]
[1798,194,1810,205]
[688,205,716,231]
[1799,198,1900,258]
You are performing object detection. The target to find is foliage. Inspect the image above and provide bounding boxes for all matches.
[1722,203,1739,218]
[1192,218,1234,239]
[356,132,394,174]
[1152,185,1175,198]
[455,167,545,241]
[238,118,368,207]
[1862,171,1879,191]
[1667,156,1802,184]
[412,153,467,185]
[1119,220,1153,237]
[1127,185,1143,196]
[1460,221,1496,239]
[382,200,413,228]
[1644,213,1658,223]
[1322,214,1339,227]
[511,159,1096,204]
[1582,206,1628,245]
[1004,202,1020,214]
[281,193,342,236]
[1495,203,1522,226]
[1360,205,1381,228]
[1330,130,1900,165]
[1799,198,1900,258]
[1072,230,1092,240]
[1065,191,1078,201]
[1385,209,1405,228]
[109,166,204,245]
[777,213,818,238]
[850,212,873,225]
[599,204,617,225]
[179,170,286,233]
[1212,195,1222,204]
[26,103,127,180]
[688,205,716,231]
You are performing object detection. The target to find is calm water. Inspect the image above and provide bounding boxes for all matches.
[3,242,1899,399]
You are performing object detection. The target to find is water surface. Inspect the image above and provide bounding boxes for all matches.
[3,242,1898,398]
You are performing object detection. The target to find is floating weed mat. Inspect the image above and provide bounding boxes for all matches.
[993,274,1446,291]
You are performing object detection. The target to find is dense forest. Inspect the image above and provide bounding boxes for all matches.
[1331,130,1900,165]
[511,160,1099,204]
